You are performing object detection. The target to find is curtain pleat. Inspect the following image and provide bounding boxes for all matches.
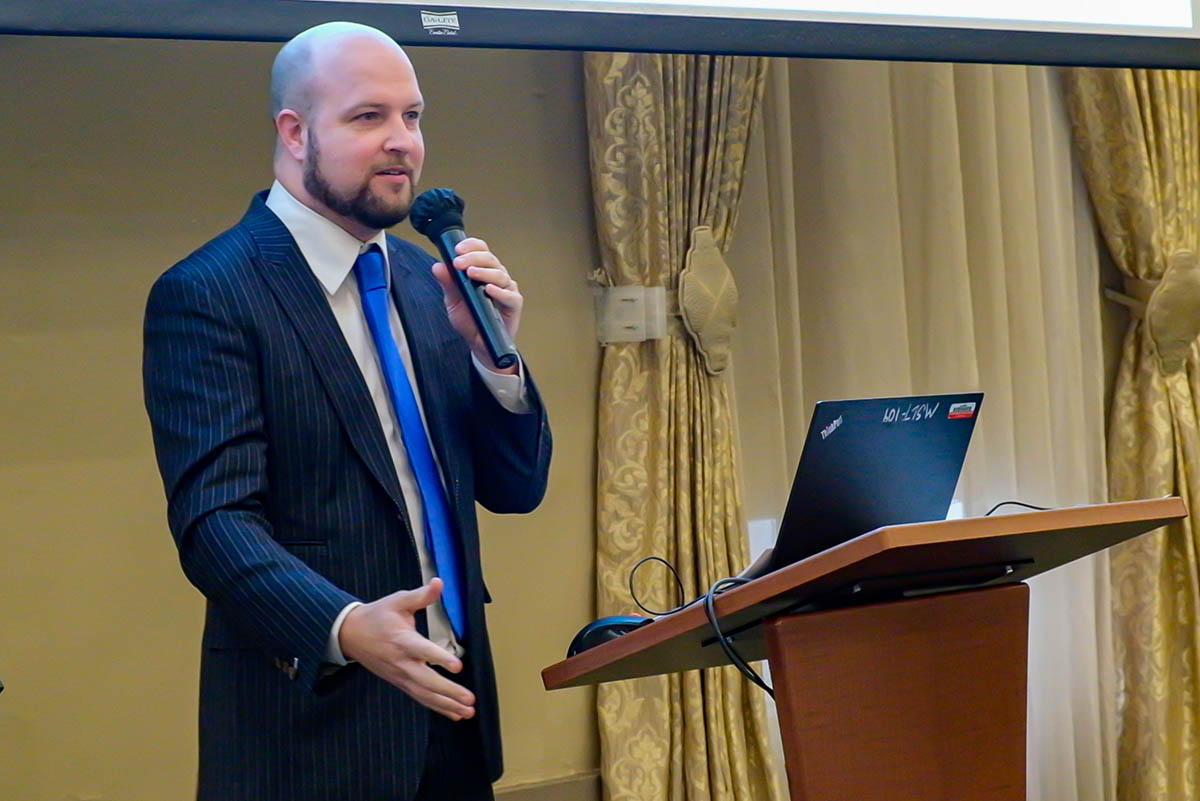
[584,52,783,801]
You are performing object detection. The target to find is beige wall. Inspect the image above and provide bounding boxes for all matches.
[0,36,600,799]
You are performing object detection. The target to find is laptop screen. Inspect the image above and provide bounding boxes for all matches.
[765,392,984,572]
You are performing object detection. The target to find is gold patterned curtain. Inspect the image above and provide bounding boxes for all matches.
[584,52,783,801]
[1063,68,1200,801]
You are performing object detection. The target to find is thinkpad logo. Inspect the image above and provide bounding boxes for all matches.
[421,10,461,35]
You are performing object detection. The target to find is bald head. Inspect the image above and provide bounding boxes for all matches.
[270,22,408,120]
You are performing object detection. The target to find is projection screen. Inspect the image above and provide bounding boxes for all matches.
[4,0,1200,65]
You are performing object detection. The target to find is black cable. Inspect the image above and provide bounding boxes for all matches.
[704,577,774,698]
[628,555,774,698]
[629,555,690,616]
[984,500,1051,516]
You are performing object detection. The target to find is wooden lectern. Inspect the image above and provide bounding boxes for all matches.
[542,498,1187,801]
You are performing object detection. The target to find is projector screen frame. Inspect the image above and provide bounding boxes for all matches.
[4,0,1200,67]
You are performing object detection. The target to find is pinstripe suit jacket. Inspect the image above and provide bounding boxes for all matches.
[143,193,552,801]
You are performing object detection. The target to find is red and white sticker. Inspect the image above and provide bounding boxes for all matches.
[948,402,977,419]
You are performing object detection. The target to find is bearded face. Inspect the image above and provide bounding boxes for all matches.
[303,126,418,231]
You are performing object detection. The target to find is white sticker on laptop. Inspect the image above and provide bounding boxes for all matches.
[882,402,940,423]
[948,402,977,419]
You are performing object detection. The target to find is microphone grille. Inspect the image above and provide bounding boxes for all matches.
[410,188,466,237]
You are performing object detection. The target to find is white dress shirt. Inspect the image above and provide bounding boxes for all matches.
[265,181,529,662]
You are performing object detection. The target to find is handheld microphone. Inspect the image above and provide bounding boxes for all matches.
[410,188,519,370]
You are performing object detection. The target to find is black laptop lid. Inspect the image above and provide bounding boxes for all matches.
[766,392,984,572]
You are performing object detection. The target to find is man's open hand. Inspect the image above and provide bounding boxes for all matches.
[338,579,475,720]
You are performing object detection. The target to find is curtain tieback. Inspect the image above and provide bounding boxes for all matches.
[679,226,738,375]
[1104,250,1200,374]
[1104,276,1157,318]
[590,279,686,344]
[588,226,740,374]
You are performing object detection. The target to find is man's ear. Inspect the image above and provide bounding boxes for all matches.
[275,110,306,160]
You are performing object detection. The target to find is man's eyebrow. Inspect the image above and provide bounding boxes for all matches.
[344,101,425,114]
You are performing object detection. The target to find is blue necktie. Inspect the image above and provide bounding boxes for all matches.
[354,245,466,638]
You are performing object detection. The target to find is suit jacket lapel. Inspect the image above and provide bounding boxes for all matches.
[241,195,407,513]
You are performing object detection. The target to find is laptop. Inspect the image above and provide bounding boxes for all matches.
[760,392,984,575]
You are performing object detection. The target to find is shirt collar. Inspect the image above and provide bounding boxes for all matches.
[264,180,390,295]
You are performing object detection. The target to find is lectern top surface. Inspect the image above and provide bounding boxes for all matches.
[543,498,1185,690]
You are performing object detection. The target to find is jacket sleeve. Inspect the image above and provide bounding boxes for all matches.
[143,268,357,689]
[468,361,552,514]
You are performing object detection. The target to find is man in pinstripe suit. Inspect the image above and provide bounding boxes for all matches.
[143,22,551,801]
